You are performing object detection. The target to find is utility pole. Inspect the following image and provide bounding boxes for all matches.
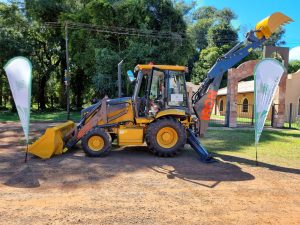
[65,21,70,120]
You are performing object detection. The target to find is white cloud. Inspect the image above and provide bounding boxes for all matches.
[289,46,300,61]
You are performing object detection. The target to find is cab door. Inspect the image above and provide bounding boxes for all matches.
[146,67,166,116]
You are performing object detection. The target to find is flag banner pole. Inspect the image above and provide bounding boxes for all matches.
[255,143,258,166]
[254,59,258,167]
[25,143,29,163]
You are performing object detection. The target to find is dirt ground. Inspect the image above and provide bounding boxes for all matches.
[0,122,299,225]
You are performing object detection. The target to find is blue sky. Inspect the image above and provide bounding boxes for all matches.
[193,0,299,49]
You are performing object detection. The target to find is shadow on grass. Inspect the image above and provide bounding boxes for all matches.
[214,153,300,175]
[0,146,254,189]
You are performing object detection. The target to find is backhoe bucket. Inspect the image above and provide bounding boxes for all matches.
[28,121,75,159]
[255,12,293,39]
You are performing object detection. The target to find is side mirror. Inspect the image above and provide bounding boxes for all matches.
[127,70,135,83]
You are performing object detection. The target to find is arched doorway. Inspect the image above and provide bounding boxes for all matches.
[226,60,258,127]
[242,98,249,112]
[219,99,224,112]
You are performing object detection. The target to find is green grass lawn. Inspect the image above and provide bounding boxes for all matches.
[210,114,256,123]
[202,129,300,168]
[0,110,81,122]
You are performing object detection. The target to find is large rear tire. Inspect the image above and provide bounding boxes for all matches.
[145,117,186,157]
[81,127,111,157]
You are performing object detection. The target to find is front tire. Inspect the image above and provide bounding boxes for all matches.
[81,127,111,157]
[145,117,186,157]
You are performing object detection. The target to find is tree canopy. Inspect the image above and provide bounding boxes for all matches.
[189,7,238,84]
[0,0,193,110]
[0,1,289,111]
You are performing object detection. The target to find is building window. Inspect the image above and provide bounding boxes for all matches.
[219,99,224,112]
[242,98,248,112]
[298,98,300,115]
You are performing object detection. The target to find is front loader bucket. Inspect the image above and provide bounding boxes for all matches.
[28,121,75,159]
[255,12,293,39]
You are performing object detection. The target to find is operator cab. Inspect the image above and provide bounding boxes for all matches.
[128,65,188,117]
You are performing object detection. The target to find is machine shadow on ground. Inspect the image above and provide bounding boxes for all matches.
[0,145,255,189]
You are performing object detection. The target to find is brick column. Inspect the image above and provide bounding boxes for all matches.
[272,73,287,127]
[226,69,238,127]
[263,46,289,128]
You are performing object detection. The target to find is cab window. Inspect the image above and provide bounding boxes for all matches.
[149,70,164,101]
[167,72,187,107]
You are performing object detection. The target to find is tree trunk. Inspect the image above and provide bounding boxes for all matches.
[39,75,47,111]
[0,73,3,107]
[59,58,67,109]
[74,68,84,110]
[59,39,67,109]
[50,95,54,109]
[10,92,16,112]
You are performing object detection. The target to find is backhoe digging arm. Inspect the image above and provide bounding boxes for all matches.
[188,12,292,162]
[192,31,264,120]
[192,12,293,130]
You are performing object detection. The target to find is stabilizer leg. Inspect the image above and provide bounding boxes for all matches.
[186,128,216,163]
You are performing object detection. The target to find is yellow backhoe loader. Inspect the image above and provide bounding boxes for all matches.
[28,12,293,161]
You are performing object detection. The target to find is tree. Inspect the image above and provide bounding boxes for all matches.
[288,60,300,74]
[191,45,232,84]
[192,6,217,21]
[188,18,213,50]
[189,7,238,84]
[64,0,192,100]
[216,8,237,24]
[25,0,67,22]
[0,2,30,110]
[188,6,217,50]
[0,0,192,110]
[188,6,237,50]
[173,0,196,19]
[207,23,238,48]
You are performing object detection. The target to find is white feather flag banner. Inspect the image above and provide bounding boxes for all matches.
[254,58,285,144]
[4,57,32,143]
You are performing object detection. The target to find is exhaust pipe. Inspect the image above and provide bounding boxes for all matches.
[118,60,123,98]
